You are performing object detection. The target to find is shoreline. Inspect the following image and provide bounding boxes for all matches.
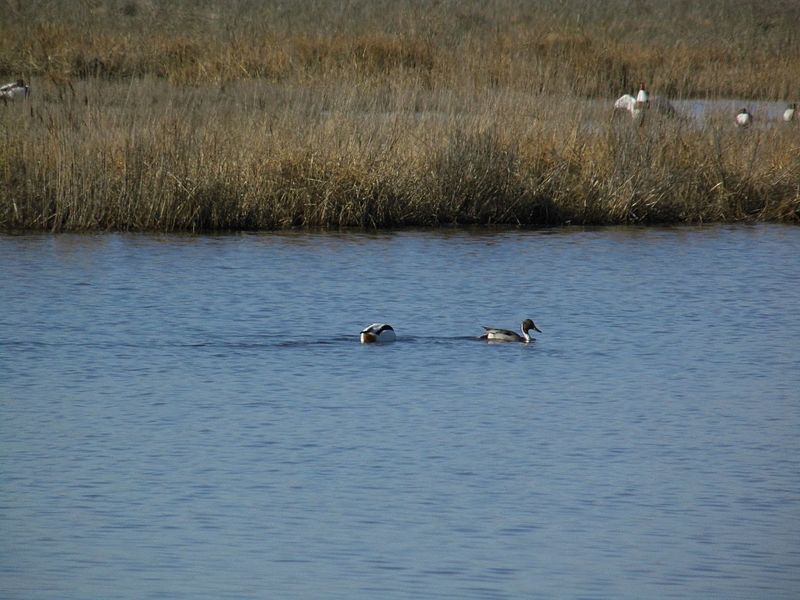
[3,221,798,237]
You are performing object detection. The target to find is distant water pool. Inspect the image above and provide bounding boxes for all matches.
[2,225,799,599]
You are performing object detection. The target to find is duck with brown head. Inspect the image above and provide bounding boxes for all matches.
[480,319,541,343]
[635,82,649,109]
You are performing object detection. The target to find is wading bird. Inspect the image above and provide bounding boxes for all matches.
[480,319,541,343]
[360,323,396,343]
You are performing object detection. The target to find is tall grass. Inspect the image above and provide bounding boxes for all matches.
[1,0,798,231]
[3,0,798,98]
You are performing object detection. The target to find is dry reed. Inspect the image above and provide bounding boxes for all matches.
[1,0,798,231]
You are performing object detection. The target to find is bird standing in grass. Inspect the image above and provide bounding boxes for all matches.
[735,108,753,128]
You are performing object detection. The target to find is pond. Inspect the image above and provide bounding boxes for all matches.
[2,225,799,599]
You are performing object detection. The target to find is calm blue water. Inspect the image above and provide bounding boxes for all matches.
[2,225,799,599]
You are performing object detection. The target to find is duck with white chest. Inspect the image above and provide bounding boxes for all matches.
[735,108,753,128]
[635,82,649,109]
[480,319,541,343]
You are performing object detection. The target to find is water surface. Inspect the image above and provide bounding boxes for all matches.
[2,226,799,599]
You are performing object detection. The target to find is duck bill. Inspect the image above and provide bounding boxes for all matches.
[533,325,542,333]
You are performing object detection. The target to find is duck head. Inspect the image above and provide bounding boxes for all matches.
[522,319,542,334]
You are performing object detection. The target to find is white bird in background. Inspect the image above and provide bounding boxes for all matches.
[614,93,641,118]
[0,79,30,102]
[359,323,396,344]
[735,108,753,128]
[784,103,796,122]
[614,82,675,120]
[635,81,649,109]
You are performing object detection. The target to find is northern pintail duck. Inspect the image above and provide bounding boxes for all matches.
[480,319,541,343]
[360,323,396,343]
[735,108,753,128]
[0,79,30,101]
[784,103,796,122]
[635,82,649,109]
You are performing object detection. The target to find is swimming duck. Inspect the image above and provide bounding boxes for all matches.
[360,323,396,343]
[735,108,753,128]
[0,79,30,101]
[480,319,541,343]
[784,103,796,122]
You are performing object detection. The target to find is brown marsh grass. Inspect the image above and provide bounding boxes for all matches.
[1,0,799,231]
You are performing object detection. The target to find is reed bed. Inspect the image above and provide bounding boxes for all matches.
[1,0,799,231]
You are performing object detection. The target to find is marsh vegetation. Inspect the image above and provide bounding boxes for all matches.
[1,0,798,231]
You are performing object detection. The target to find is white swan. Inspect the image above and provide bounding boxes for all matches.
[360,323,396,343]
[480,319,541,343]
[0,79,30,101]
[735,108,753,128]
